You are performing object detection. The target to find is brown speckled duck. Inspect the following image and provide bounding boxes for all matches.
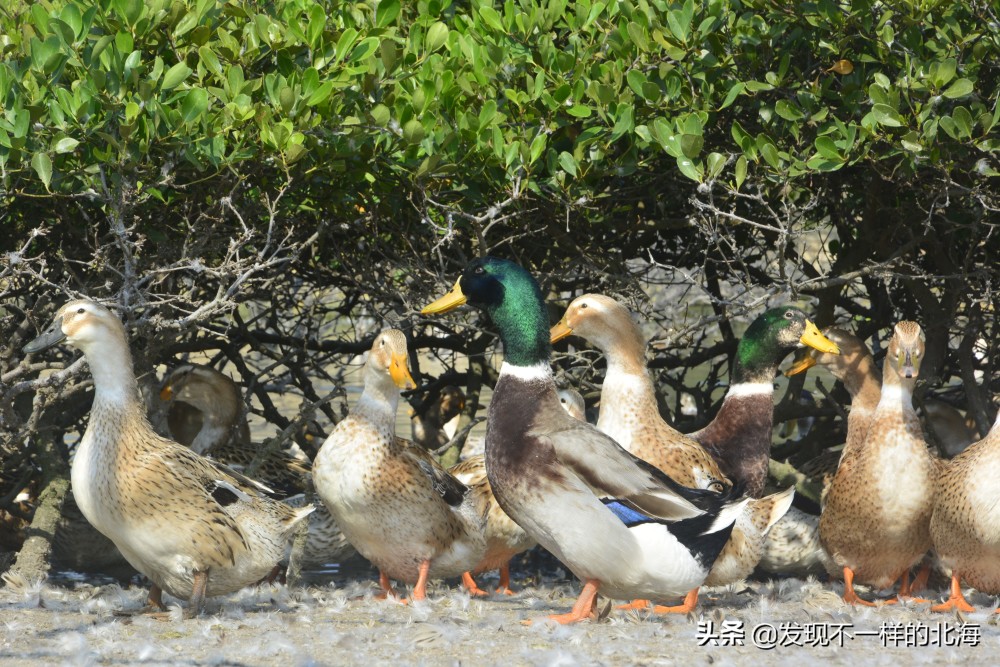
[23,300,313,616]
[312,330,487,601]
[818,321,939,606]
[551,294,799,613]
[929,410,1000,613]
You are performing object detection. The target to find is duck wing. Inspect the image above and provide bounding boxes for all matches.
[541,416,731,521]
[400,440,470,508]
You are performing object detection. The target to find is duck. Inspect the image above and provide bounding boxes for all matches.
[312,329,488,601]
[156,364,310,495]
[23,300,313,616]
[550,293,798,613]
[755,328,876,578]
[422,256,749,624]
[685,307,841,497]
[411,385,466,450]
[929,409,1000,613]
[557,388,587,422]
[448,455,536,596]
[818,321,938,605]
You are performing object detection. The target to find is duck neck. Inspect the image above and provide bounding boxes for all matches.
[353,362,400,433]
[596,332,660,439]
[841,355,883,413]
[82,333,144,414]
[877,367,916,415]
[487,275,551,368]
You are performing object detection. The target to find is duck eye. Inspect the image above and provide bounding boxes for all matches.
[473,266,485,275]
[580,303,588,309]
[784,310,793,320]
[77,307,85,314]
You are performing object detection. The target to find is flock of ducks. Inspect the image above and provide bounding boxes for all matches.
[19,256,1000,623]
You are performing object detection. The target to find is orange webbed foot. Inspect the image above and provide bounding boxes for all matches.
[616,599,651,611]
[651,588,700,614]
[930,575,975,613]
[524,579,599,626]
[841,567,878,607]
[461,572,490,598]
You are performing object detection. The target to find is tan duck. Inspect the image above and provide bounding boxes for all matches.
[930,410,1000,612]
[411,385,466,450]
[757,328,878,577]
[557,387,587,422]
[157,364,310,494]
[818,321,938,605]
[449,455,536,596]
[23,300,313,616]
[551,294,800,613]
[155,364,354,567]
[312,330,487,601]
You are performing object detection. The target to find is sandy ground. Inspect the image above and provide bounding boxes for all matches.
[0,567,997,667]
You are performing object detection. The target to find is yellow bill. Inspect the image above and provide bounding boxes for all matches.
[421,278,467,315]
[784,352,818,377]
[549,319,573,343]
[389,352,416,390]
[800,320,840,354]
[159,385,174,401]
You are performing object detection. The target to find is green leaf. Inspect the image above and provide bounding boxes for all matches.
[942,78,974,99]
[774,100,803,121]
[31,152,52,189]
[814,136,841,161]
[759,142,780,168]
[705,152,726,180]
[181,88,208,124]
[567,104,592,118]
[719,82,744,110]
[349,37,380,63]
[376,0,401,28]
[558,151,577,177]
[478,6,505,32]
[52,137,79,154]
[426,22,449,52]
[871,103,904,127]
[529,133,547,164]
[198,46,222,77]
[734,155,747,190]
[676,156,701,182]
[610,106,634,141]
[403,119,425,144]
[162,62,192,90]
[626,70,647,98]
[952,106,973,137]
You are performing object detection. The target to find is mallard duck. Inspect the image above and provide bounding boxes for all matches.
[818,321,938,605]
[550,293,797,613]
[929,410,1000,612]
[312,329,487,601]
[450,387,590,596]
[688,307,841,497]
[422,257,749,624]
[23,300,313,616]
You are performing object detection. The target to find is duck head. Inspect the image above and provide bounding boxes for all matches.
[550,294,641,353]
[785,327,867,380]
[24,299,125,356]
[733,307,840,384]
[368,329,416,390]
[885,321,923,382]
[422,257,551,367]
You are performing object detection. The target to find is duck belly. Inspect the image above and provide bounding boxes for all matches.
[314,447,481,582]
[821,438,934,587]
[932,461,1000,594]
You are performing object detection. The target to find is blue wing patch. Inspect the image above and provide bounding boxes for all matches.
[602,499,656,527]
